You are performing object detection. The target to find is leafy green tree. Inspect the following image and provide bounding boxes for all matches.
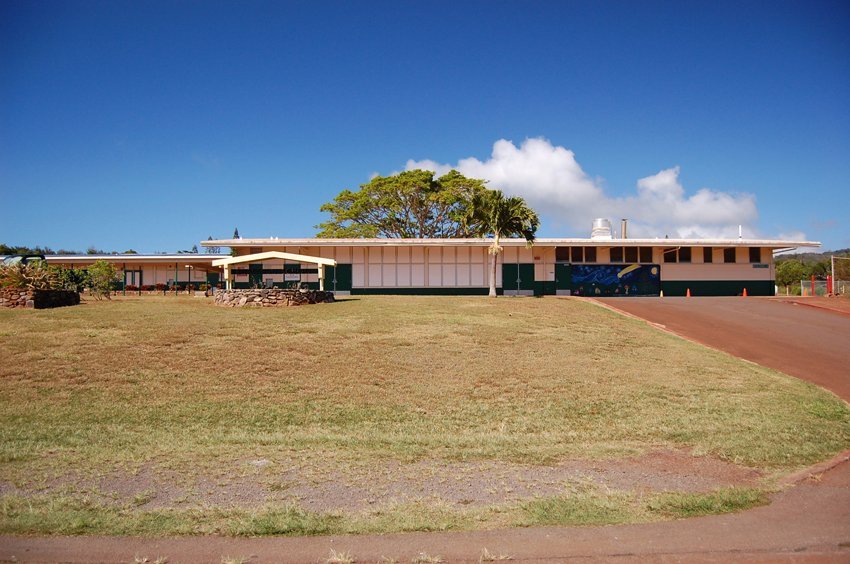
[775,259,807,291]
[465,190,540,297]
[316,170,489,238]
[86,260,117,300]
[0,243,54,255]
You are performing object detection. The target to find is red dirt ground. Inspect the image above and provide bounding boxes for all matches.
[2,296,850,563]
[594,296,850,400]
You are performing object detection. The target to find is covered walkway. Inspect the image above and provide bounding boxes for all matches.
[211,251,337,290]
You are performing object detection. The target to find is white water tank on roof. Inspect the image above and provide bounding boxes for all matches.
[591,218,613,240]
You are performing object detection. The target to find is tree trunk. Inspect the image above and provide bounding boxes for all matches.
[489,235,500,298]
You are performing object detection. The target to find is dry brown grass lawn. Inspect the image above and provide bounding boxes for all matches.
[0,294,848,535]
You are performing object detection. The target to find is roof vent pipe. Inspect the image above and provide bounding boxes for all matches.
[591,218,613,240]
[621,219,628,240]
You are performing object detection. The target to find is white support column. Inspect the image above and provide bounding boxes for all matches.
[318,264,325,291]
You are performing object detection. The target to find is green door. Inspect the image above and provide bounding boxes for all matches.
[555,263,572,293]
[206,272,220,288]
[502,263,535,293]
[326,264,352,292]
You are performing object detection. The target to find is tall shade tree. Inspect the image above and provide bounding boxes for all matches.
[467,190,540,297]
[316,170,488,238]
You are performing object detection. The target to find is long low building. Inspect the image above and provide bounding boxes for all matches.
[43,222,819,297]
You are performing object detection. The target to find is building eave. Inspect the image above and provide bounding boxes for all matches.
[202,238,821,249]
[45,254,230,264]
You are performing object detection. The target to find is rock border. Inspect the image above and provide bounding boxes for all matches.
[0,288,81,309]
[214,288,335,307]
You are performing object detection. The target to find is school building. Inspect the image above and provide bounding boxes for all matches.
[45,219,820,297]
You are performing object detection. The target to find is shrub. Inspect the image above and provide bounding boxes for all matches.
[52,266,88,292]
[0,261,62,290]
[125,284,139,292]
[155,283,168,292]
[86,260,118,300]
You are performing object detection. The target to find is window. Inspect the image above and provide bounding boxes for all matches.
[584,247,597,263]
[703,247,713,263]
[625,247,638,263]
[749,247,762,263]
[639,247,653,263]
[556,247,570,262]
[663,248,678,263]
[610,247,624,263]
[679,247,692,263]
[724,248,736,263]
[571,247,583,263]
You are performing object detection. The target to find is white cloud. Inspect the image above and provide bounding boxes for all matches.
[404,137,792,240]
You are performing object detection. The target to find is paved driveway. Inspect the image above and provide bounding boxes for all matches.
[593,296,850,401]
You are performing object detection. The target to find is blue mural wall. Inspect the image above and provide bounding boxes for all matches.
[571,264,660,296]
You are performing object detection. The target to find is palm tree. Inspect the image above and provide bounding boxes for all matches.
[467,190,540,297]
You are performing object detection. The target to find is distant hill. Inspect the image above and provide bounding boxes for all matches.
[775,249,850,265]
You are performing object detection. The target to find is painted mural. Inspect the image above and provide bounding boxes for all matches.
[571,264,660,296]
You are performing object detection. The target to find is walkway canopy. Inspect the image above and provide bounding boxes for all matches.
[212,251,337,290]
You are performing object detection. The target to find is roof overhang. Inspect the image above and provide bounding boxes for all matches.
[45,254,227,265]
[203,238,821,250]
[211,251,336,268]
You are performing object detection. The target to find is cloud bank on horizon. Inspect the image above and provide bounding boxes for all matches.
[405,138,800,241]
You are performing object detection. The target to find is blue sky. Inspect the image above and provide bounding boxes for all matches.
[1,0,848,252]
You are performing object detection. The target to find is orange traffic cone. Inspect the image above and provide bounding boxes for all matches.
[686,288,691,298]
[743,288,748,297]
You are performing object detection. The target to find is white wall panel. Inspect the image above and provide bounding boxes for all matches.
[470,265,484,286]
[428,264,442,286]
[412,264,425,286]
[662,263,771,281]
[442,265,456,286]
[456,264,471,286]
[382,264,396,286]
[397,246,410,263]
[353,264,365,287]
[596,248,610,263]
[397,265,411,286]
[368,264,382,286]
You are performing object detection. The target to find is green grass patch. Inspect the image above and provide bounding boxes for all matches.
[0,295,848,535]
[647,487,769,518]
[517,490,635,526]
